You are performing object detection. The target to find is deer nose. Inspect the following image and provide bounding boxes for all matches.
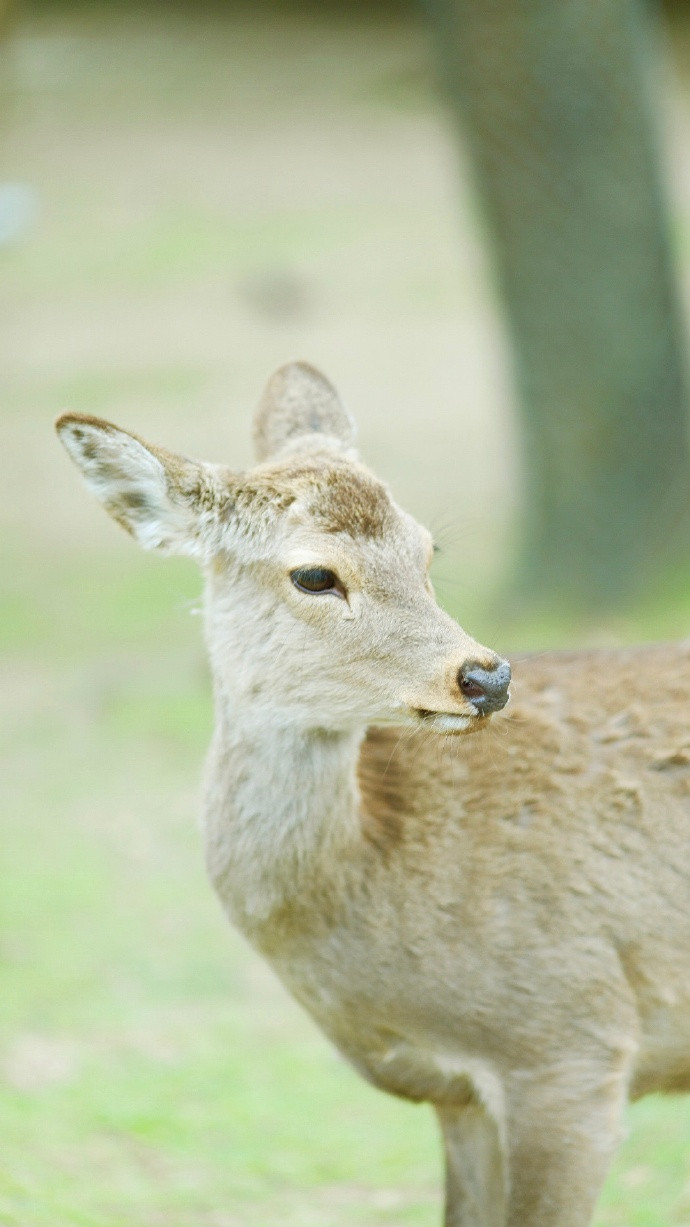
[458,658,511,714]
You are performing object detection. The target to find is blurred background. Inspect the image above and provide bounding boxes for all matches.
[3,0,690,1223]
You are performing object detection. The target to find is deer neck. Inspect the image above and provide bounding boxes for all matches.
[202,696,364,938]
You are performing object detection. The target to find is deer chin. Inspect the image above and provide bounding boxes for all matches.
[413,709,486,735]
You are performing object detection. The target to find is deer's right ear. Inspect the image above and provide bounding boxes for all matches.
[56,413,236,560]
[253,361,357,462]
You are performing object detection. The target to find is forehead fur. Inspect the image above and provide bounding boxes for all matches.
[236,453,394,539]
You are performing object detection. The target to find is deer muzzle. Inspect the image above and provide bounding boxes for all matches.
[458,658,511,714]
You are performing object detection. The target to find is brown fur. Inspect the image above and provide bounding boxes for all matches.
[236,454,393,539]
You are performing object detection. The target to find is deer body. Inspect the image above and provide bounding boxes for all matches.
[57,363,690,1227]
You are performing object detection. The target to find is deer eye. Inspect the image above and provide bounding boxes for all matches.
[290,567,345,597]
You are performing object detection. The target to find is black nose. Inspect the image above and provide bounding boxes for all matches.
[458,659,511,714]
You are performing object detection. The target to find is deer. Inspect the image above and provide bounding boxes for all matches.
[56,361,690,1227]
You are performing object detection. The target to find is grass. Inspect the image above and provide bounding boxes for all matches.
[4,545,690,1227]
[3,2,690,1223]
[1,547,443,1226]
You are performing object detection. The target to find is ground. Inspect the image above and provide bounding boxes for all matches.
[2,3,690,1224]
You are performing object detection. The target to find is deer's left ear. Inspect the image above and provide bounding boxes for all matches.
[56,413,237,560]
[253,361,357,462]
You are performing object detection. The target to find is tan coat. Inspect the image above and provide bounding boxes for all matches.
[57,362,690,1227]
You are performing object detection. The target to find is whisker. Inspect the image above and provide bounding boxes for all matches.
[381,722,418,777]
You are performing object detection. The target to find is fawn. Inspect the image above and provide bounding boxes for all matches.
[57,362,690,1227]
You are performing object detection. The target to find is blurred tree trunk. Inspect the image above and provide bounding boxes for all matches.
[0,0,15,40]
[423,0,690,609]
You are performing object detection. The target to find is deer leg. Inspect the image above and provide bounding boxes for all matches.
[435,1102,507,1227]
[503,1063,629,1227]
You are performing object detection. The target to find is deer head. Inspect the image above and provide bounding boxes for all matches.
[56,362,509,736]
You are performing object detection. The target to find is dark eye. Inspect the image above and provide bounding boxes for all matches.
[291,567,345,597]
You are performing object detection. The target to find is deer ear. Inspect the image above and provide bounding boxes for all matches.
[252,361,357,462]
[56,413,235,560]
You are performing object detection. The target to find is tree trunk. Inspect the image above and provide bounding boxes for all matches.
[423,0,690,608]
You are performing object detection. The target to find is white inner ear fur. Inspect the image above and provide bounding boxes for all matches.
[58,418,210,558]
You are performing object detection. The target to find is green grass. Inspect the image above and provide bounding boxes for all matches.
[1,554,443,1224]
[4,547,690,1225]
[3,2,690,1223]
[5,201,380,300]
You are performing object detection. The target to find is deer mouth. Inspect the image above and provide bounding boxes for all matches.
[414,709,482,734]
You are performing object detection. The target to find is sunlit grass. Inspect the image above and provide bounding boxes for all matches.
[4,532,690,1224]
[4,3,690,1224]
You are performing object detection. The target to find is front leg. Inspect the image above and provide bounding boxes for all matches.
[436,1103,507,1227]
[503,1061,629,1227]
